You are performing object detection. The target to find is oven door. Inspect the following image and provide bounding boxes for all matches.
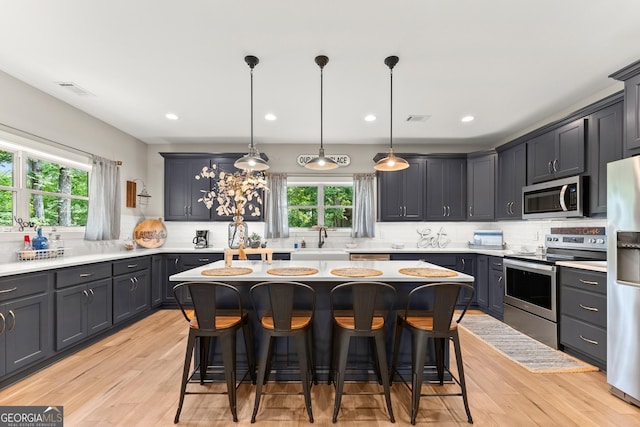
[503,258,557,322]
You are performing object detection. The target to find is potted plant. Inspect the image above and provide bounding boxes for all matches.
[249,232,262,248]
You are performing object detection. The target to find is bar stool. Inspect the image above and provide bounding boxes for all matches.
[173,281,256,423]
[390,282,474,425]
[328,281,396,423]
[249,281,316,423]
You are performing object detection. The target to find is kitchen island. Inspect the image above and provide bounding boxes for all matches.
[170,259,474,382]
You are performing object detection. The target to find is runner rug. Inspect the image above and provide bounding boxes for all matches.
[459,314,599,373]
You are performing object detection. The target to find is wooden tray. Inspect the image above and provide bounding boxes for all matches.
[201,267,253,276]
[398,267,458,277]
[267,267,318,276]
[330,267,383,278]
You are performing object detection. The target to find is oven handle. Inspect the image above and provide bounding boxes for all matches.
[503,258,557,273]
[559,184,568,211]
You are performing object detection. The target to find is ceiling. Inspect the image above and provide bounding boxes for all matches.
[1,1,639,150]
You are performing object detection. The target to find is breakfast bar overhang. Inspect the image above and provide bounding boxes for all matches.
[170,259,475,382]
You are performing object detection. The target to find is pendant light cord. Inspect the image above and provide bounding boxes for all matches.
[320,65,324,150]
[389,66,393,150]
[250,66,254,150]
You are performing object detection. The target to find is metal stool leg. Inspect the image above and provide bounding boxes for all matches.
[332,331,351,423]
[175,333,196,424]
[374,332,395,423]
[453,332,473,424]
[411,332,428,425]
[221,333,238,422]
[251,335,272,423]
[295,333,314,423]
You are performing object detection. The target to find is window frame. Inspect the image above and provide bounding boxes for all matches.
[287,178,354,231]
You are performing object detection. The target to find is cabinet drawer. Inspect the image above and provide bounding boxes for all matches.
[180,253,222,267]
[490,257,503,271]
[57,263,112,289]
[560,315,606,362]
[0,272,51,301]
[112,257,151,276]
[561,286,606,327]
[560,268,606,294]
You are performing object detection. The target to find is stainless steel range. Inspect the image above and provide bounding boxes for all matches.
[503,227,607,348]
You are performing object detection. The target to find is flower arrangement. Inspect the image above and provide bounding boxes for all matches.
[195,166,268,218]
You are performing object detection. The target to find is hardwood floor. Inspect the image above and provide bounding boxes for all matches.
[1,309,639,426]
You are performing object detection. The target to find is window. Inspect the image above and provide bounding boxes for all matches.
[287,183,353,229]
[0,139,91,229]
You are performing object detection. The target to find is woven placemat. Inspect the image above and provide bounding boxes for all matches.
[398,267,458,277]
[201,267,253,276]
[330,267,383,277]
[267,267,318,276]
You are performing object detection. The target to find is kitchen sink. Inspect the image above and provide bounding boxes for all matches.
[290,249,350,261]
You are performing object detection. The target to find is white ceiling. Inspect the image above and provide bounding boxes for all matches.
[1,0,639,150]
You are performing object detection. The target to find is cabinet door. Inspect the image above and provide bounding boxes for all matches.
[425,159,446,220]
[445,158,467,220]
[164,157,212,221]
[4,293,49,375]
[475,255,489,309]
[489,268,504,317]
[527,131,555,184]
[55,285,88,350]
[377,169,404,221]
[456,255,476,306]
[132,272,150,315]
[554,118,585,179]
[164,255,181,302]
[150,255,163,307]
[624,73,640,157]
[497,144,526,219]
[87,279,112,336]
[467,154,495,220]
[511,144,527,218]
[113,275,135,324]
[589,102,623,215]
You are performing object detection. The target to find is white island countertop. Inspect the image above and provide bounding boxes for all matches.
[169,259,475,283]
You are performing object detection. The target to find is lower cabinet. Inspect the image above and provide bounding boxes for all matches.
[55,278,112,350]
[0,272,52,378]
[151,255,163,308]
[163,253,224,304]
[113,270,149,325]
[559,267,606,369]
[475,256,504,319]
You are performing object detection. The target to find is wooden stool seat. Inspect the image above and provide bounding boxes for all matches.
[406,316,457,331]
[334,316,385,330]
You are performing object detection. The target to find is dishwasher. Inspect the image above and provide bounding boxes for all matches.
[349,253,391,261]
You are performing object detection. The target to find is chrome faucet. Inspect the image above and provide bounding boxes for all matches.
[318,226,328,248]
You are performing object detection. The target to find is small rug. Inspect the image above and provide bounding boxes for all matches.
[459,314,599,373]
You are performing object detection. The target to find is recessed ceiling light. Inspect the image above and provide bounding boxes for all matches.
[265,113,277,121]
[364,114,376,122]
[461,115,475,122]
[165,113,179,120]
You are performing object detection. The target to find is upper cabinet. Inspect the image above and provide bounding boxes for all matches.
[587,101,624,215]
[425,157,467,221]
[496,143,527,220]
[160,153,265,222]
[376,156,426,221]
[466,152,496,221]
[527,118,585,184]
[610,59,640,157]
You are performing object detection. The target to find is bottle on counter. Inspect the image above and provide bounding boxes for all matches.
[301,239,306,248]
[32,227,49,250]
[23,235,32,250]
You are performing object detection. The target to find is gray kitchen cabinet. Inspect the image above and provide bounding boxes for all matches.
[559,267,606,369]
[112,258,150,324]
[467,152,496,220]
[163,253,224,305]
[0,272,52,378]
[151,255,163,307]
[527,118,585,184]
[456,254,476,306]
[425,157,467,221]
[488,257,504,319]
[376,156,426,221]
[587,101,624,216]
[609,60,640,157]
[497,143,527,219]
[475,255,489,309]
[55,278,112,351]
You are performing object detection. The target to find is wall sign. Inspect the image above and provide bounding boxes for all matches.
[296,154,351,167]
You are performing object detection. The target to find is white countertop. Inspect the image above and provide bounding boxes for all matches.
[169,259,475,283]
[556,260,607,273]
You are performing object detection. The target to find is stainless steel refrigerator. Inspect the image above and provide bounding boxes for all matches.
[607,156,640,407]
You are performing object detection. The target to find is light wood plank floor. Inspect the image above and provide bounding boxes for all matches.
[1,309,639,426]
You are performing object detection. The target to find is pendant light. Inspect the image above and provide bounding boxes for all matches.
[374,55,409,172]
[305,55,339,170]
[235,55,269,171]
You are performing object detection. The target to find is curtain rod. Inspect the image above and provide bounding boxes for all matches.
[0,121,121,165]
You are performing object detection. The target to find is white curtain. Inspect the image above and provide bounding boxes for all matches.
[351,173,376,238]
[85,156,121,241]
[264,173,289,239]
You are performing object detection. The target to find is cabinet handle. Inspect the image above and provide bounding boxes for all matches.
[469,206,473,217]
[579,335,598,345]
[8,310,15,332]
[404,206,406,216]
[88,288,95,303]
[447,206,451,216]
[461,258,466,269]
[507,201,512,215]
[0,287,17,294]
[547,161,552,173]
[175,258,179,267]
[399,206,403,216]
[130,278,135,291]
[579,279,599,286]
[79,273,94,278]
[83,289,89,298]
[198,258,210,262]
[553,159,558,172]
[127,264,138,268]
[0,313,5,335]
[184,206,187,215]
[579,303,598,312]
[493,263,503,268]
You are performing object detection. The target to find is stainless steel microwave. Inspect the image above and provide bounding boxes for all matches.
[522,176,584,219]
